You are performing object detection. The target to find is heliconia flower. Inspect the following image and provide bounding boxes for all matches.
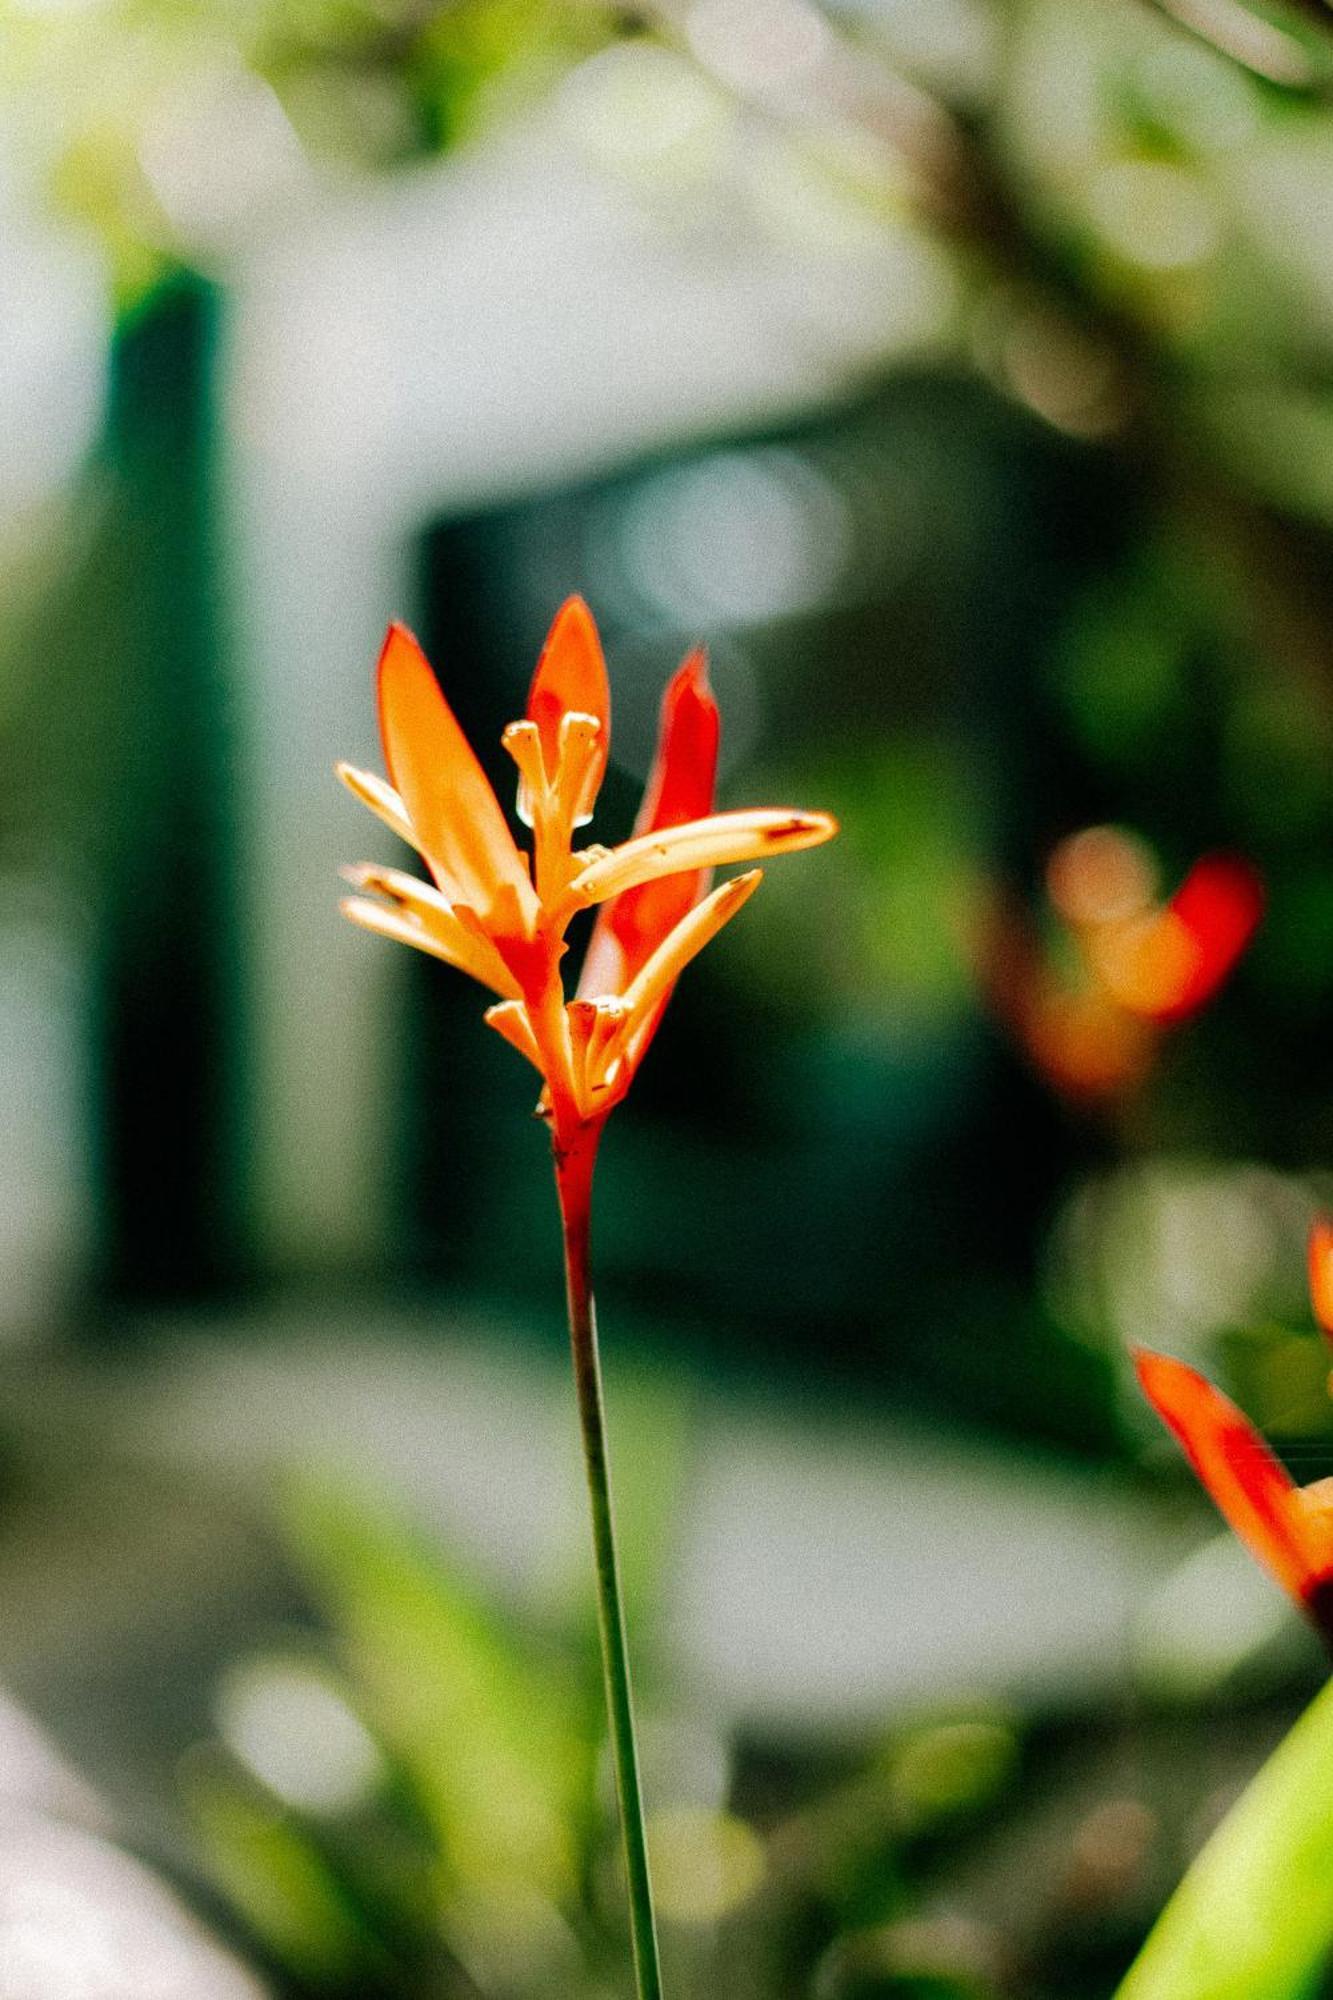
[1134,1348,1333,1646]
[338,598,837,1147]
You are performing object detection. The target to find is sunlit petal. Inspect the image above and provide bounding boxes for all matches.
[340,895,513,992]
[553,712,603,830]
[584,869,763,1094]
[376,621,536,929]
[572,808,836,906]
[340,864,521,998]
[484,999,543,1069]
[617,869,762,1038]
[526,597,610,823]
[1134,1348,1322,1604]
[335,761,419,850]
[503,718,547,824]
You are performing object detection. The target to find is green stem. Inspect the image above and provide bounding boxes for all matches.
[554,1126,663,2000]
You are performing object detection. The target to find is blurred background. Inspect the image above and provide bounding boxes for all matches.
[5,0,1333,1993]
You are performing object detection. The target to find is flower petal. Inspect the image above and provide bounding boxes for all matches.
[583,869,761,1091]
[1134,1348,1319,1602]
[526,597,610,823]
[635,648,719,834]
[1309,1218,1333,1343]
[618,869,762,1040]
[335,762,419,850]
[1164,854,1264,1016]
[376,622,536,928]
[340,895,515,995]
[340,864,521,998]
[572,807,837,907]
[580,649,719,998]
[484,999,543,1070]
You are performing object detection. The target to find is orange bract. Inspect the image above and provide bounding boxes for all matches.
[1135,1319,1333,1646]
[1134,1349,1323,1605]
[1309,1217,1333,1343]
[338,597,838,1147]
[525,596,610,826]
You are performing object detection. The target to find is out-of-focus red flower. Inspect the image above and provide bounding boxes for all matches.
[981,828,1262,1107]
[1022,988,1155,1104]
[1094,855,1264,1025]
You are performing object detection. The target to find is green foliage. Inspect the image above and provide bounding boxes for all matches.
[184,1749,396,1988]
[0,0,623,301]
[186,1475,602,1993]
[283,1473,594,1905]
[186,1475,1032,1998]
[1116,1678,1333,2000]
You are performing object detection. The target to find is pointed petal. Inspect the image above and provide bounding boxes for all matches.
[1310,1218,1333,1343]
[341,895,518,997]
[484,999,543,1070]
[635,648,719,835]
[1134,1348,1319,1602]
[572,808,837,907]
[617,869,762,1033]
[376,622,535,928]
[339,864,521,998]
[581,649,720,997]
[526,597,610,821]
[589,869,761,1086]
[335,762,419,850]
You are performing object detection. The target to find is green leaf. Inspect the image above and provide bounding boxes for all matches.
[184,1748,384,1986]
[282,1472,593,1905]
[1116,1677,1333,2000]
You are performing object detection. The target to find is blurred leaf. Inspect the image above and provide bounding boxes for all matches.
[1198,388,1333,527]
[284,1473,593,1906]
[1115,1675,1333,2000]
[414,0,617,152]
[185,1747,387,1987]
[1050,563,1194,772]
[882,1716,1018,1835]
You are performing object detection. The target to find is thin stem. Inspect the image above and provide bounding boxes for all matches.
[554,1126,663,2000]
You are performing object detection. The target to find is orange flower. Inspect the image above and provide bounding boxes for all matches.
[338,598,837,1148]
[1134,1348,1333,1642]
[1309,1217,1333,1344]
[1136,1221,1333,1646]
